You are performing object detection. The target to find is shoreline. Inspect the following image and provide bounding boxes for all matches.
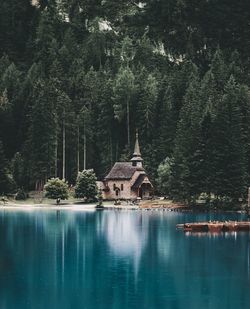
[0,201,140,211]
[0,202,247,214]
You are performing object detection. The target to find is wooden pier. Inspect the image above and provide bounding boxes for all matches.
[176,221,250,232]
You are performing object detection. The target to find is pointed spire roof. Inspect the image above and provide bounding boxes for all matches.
[131,130,143,163]
[133,130,141,157]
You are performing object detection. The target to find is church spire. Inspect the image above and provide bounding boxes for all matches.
[133,130,141,157]
[131,130,143,167]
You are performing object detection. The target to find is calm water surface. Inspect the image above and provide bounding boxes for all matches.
[0,209,250,309]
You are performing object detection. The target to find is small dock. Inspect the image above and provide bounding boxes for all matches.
[176,221,250,232]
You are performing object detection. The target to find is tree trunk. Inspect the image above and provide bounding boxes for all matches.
[83,122,86,170]
[77,125,80,173]
[115,141,118,162]
[55,136,58,177]
[62,117,66,180]
[127,99,130,148]
[110,133,113,168]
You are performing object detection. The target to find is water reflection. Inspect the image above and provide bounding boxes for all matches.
[0,210,250,309]
[101,211,148,273]
[185,231,244,238]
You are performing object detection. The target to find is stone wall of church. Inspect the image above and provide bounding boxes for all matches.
[97,180,138,200]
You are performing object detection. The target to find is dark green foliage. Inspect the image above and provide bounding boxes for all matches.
[113,66,136,148]
[210,77,246,200]
[75,170,98,201]
[97,189,103,207]
[0,2,250,206]
[156,157,173,196]
[12,152,24,188]
[137,73,158,140]
[163,61,250,204]
[169,69,203,201]
[142,0,250,65]
[28,80,57,185]
[0,0,36,64]
[44,178,69,200]
[15,188,27,200]
[0,140,13,194]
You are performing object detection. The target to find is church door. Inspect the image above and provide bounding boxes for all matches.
[115,188,120,197]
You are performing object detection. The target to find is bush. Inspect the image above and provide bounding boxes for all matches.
[156,157,173,195]
[44,178,69,200]
[75,169,98,201]
[97,189,103,207]
[15,188,27,200]
[0,140,16,194]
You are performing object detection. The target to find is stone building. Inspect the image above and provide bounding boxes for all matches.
[97,133,153,200]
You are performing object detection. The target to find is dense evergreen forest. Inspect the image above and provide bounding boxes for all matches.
[0,0,250,204]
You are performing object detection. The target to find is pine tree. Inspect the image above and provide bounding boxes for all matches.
[210,49,229,92]
[0,140,12,194]
[211,76,246,201]
[0,55,11,77]
[12,152,24,189]
[156,157,173,196]
[88,68,116,176]
[0,63,22,156]
[137,73,158,140]
[169,69,202,202]
[75,169,98,201]
[0,88,15,159]
[29,79,58,187]
[113,66,136,148]
[155,81,176,164]
[0,0,36,63]
[55,89,72,181]
[35,3,61,72]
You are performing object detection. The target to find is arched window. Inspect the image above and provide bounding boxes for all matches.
[113,184,116,191]
[121,184,124,191]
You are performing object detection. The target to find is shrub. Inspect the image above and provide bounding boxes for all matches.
[156,157,173,195]
[15,188,27,200]
[75,169,98,201]
[97,189,103,207]
[44,178,69,200]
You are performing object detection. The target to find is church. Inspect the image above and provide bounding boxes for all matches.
[97,133,153,200]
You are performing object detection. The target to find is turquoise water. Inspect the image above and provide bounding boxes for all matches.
[0,209,250,309]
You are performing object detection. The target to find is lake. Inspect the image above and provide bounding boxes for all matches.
[0,209,250,309]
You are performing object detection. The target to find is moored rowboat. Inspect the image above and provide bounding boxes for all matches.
[177,221,250,232]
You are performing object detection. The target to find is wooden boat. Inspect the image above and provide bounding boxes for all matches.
[177,221,250,232]
[208,223,224,232]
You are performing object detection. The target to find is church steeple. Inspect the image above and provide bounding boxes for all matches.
[131,131,143,167]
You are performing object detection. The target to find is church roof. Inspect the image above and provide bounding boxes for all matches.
[131,156,143,162]
[131,174,146,189]
[133,131,141,157]
[131,174,153,189]
[105,162,144,180]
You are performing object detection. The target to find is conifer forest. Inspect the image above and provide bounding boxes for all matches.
[0,0,250,204]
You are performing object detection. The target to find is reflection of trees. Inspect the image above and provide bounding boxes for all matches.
[0,210,250,308]
[0,210,98,307]
[0,210,151,307]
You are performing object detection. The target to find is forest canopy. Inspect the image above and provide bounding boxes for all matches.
[0,0,250,203]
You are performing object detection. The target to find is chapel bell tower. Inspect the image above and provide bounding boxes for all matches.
[131,131,143,167]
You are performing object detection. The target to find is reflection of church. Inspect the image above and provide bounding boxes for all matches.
[97,133,153,200]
